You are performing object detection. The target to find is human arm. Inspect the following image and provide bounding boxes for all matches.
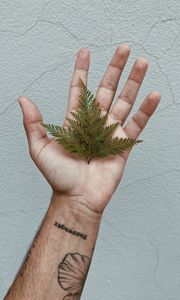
[5,192,101,300]
[4,45,160,300]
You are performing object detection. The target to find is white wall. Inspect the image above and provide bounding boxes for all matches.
[0,1,180,299]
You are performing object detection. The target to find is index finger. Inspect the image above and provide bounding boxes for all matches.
[63,48,90,127]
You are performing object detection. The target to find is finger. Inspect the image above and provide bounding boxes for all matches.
[95,45,130,113]
[124,91,161,139]
[109,57,149,125]
[18,96,49,159]
[63,48,90,127]
[112,91,160,163]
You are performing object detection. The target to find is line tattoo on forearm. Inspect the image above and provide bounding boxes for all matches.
[19,218,43,277]
[19,240,36,276]
[54,221,87,240]
[58,252,91,300]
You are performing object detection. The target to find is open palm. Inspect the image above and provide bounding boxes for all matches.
[19,45,160,214]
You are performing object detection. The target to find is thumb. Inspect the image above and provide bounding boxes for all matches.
[18,96,49,160]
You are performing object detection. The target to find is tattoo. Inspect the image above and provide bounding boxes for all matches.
[58,252,91,300]
[19,219,43,277]
[19,240,36,276]
[54,221,87,240]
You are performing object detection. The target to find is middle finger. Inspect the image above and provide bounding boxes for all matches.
[95,45,130,113]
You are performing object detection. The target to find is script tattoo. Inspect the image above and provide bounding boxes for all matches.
[54,221,87,240]
[58,252,91,300]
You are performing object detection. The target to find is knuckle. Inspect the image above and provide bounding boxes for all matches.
[99,78,116,91]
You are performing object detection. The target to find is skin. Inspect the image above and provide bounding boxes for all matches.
[18,45,160,214]
[4,45,160,300]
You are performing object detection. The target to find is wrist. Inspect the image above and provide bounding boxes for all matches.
[46,191,102,245]
[49,190,103,225]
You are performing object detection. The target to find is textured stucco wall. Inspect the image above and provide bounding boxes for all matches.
[0,1,180,299]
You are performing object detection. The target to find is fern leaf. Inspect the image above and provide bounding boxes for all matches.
[42,78,143,163]
[41,123,65,138]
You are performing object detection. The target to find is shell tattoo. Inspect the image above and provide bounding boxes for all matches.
[58,252,91,300]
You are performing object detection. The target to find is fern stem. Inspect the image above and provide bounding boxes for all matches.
[87,152,92,164]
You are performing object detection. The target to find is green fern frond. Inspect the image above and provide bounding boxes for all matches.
[42,78,143,163]
[41,123,66,138]
[96,137,142,158]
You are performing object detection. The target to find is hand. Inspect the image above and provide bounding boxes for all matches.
[18,45,160,215]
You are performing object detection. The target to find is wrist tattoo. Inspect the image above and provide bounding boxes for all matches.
[58,252,91,300]
[54,221,87,240]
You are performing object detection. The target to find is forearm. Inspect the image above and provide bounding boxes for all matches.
[5,191,102,300]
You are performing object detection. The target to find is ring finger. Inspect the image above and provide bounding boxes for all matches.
[109,57,149,126]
